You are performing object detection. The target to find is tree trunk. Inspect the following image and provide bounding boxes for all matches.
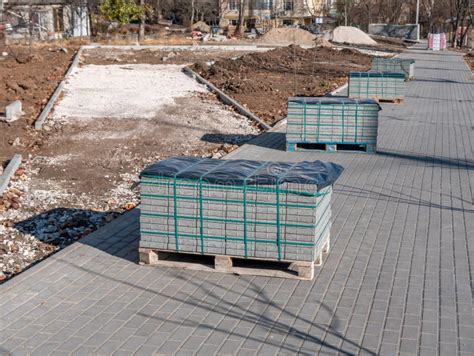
[139,0,145,42]
[190,0,195,29]
[344,1,348,26]
[236,0,245,36]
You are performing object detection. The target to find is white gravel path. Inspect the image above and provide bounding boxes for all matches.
[53,64,208,120]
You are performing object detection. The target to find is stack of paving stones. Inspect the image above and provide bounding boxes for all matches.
[286,97,381,148]
[371,57,416,80]
[139,157,343,262]
[348,71,406,101]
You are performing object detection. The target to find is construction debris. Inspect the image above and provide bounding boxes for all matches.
[2,101,23,122]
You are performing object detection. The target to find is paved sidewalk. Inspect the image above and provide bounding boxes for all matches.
[1,45,473,355]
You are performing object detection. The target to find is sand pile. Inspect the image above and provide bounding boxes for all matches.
[257,28,316,46]
[325,26,377,46]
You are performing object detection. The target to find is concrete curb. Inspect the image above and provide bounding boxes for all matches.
[82,44,275,51]
[34,47,84,130]
[183,66,271,130]
[0,154,22,196]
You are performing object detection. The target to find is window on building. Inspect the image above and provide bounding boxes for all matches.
[260,0,272,10]
[228,0,239,11]
[284,0,293,11]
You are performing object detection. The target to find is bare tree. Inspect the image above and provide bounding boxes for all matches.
[235,0,245,36]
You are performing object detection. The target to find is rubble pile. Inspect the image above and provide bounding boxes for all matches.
[0,162,122,281]
[0,225,55,281]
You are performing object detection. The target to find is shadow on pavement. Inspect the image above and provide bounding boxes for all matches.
[376,150,474,170]
[54,254,377,355]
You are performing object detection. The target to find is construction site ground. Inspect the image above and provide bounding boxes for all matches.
[1,42,392,281]
[192,46,373,124]
[1,43,472,355]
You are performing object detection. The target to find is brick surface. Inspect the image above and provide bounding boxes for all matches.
[0,44,473,355]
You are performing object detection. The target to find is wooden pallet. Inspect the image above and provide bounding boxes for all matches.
[287,142,376,153]
[139,238,330,281]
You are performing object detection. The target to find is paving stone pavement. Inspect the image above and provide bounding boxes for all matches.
[1,45,473,355]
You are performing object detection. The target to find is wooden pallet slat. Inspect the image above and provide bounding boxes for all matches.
[138,235,330,281]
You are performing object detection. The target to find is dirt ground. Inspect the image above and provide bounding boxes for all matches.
[82,47,264,65]
[192,45,373,124]
[0,45,77,161]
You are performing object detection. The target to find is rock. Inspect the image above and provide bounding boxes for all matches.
[192,21,211,33]
[2,52,8,57]
[0,272,6,282]
[12,137,21,146]
[60,48,68,54]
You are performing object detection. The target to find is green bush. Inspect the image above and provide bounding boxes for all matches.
[100,0,144,25]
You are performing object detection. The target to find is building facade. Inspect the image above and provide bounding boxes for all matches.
[220,0,324,30]
[1,0,89,42]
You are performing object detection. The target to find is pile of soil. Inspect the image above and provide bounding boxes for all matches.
[326,26,377,46]
[0,45,76,161]
[192,45,372,124]
[257,28,316,46]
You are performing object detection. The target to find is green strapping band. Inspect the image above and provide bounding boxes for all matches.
[275,161,299,261]
[198,159,231,254]
[276,183,281,260]
[141,178,323,197]
[354,100,359,142]
[242,161,268,258]
[171,159,205,252]
[173,175,179,251]
[341,101,345,142]
[317,101,322,142]
[140,193,321,209]
[303,100,307,142]
[199,178,204,254]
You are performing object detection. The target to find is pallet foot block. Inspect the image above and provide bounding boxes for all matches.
[372,58,415,80]
[215,255,232,272]
[286,97,381,153]
[139,156,344,280]
[348,71,405,102]
[139,248,158,265]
